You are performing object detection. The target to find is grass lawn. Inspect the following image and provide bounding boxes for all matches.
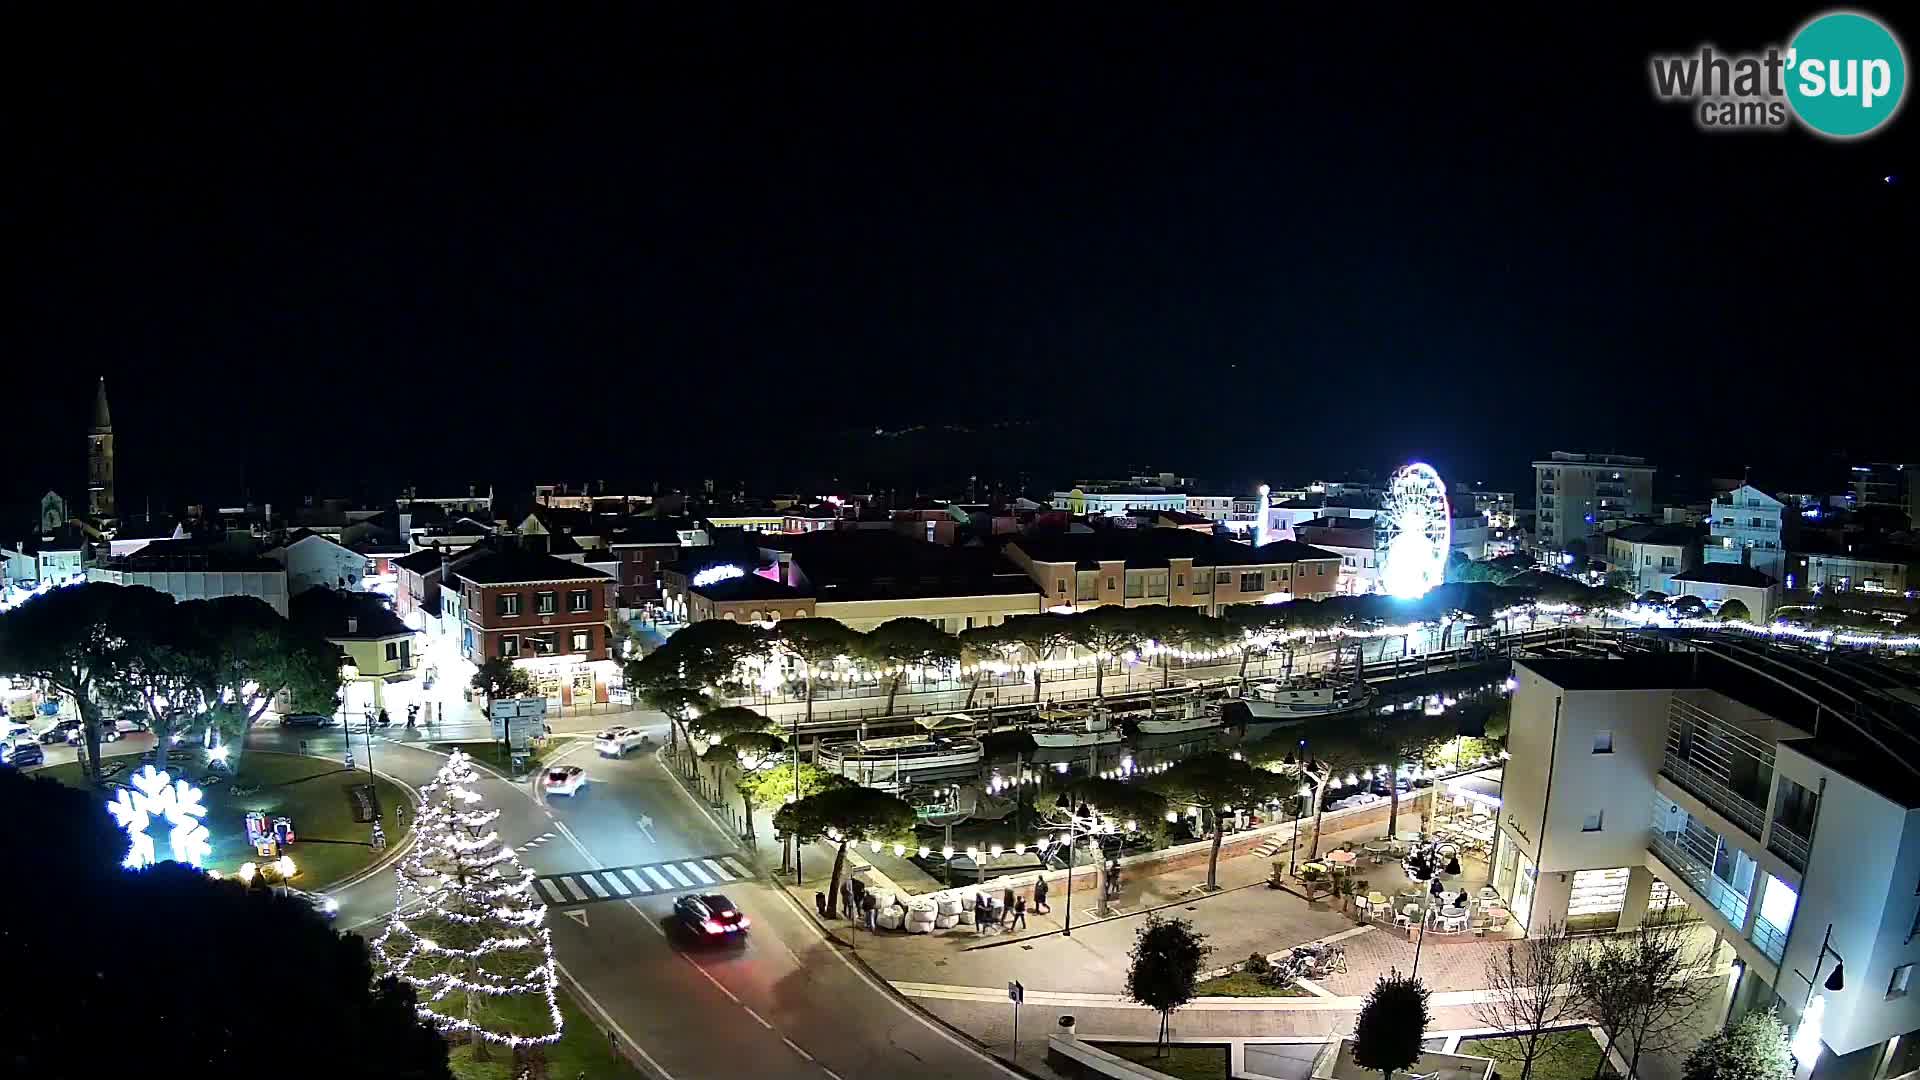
[1094,1042,1231,1080]
[1194,969,1314,997]
[446,983,644,1080]
[1460,1028,1614,1080]
[435,739,560,778]
[37,748,412,889]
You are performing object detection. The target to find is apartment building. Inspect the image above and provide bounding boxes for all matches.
[1533,451,1655,552]
[1003,530,1341,613]
[1500,646,1920,1080]
[1706,486,1787,583]
[1603,523,1700,595]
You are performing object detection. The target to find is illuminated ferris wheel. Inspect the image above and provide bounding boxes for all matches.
[1377,462,1452,599]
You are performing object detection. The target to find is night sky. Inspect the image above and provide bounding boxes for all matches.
[6,4,1912,511]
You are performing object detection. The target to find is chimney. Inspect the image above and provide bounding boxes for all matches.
[347,616,359,634]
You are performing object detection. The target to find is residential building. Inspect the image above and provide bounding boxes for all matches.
[1055,488,1189,518]
[1003,530,1342,613]
[1498,645,1920,1080]
[393,544,488,636]
[661,549,815,625]
[454,546,614,673]
[1603,523,1700,595]
[604,520,686,614]
[771,531,1042,632]
[1669,563,1783,619]
[1533,451,1655,552]
[1454,486,1517,531]
[86,540,290,616]
[1294,517,1379,595]
[290,589,418,714]
[86,377,115,520]
[270,530,375,595]
[1705,486,1787,583]
[1184,495,1236,523]
[1846,463,1917,521]
[1794,546,1917,595]
[1,527,90,587]
[1449,513,1492,561]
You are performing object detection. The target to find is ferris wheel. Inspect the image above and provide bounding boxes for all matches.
[1377,462,1452,599]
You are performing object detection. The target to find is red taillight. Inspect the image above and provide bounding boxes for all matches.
[736,916,750,929]
[701,919,725,934]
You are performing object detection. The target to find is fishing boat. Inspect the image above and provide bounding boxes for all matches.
[1027,706,1123,749]
[1135,699,1225,736]
[1235,675,1375,721]
[816,714,984,789]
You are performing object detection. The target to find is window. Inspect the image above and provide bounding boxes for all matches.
[385,642,399,661]
[1593,730,1613,754]
[1240,571,1263,592]
[1175,574,1184,587]
[500,635,519,657]
[1056,579,1067,594]
[1215,571,1229,585]
[498,593,521,617]
[571,629,591,652]
[1661,556,1676,569]
[1107,577,1116,590]
[569,589,590,612]
[1892,965,1914,1000]
[537,591,557,615]
[1581,811,1604,832]
[1644,554,1653,565]
[1317,565,1325,576]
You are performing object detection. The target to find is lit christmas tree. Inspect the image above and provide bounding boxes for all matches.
[374,749,562,1058]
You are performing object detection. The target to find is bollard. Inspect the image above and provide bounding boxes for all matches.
[1057,1014,1076,1038]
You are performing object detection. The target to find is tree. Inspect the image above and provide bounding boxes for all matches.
[1716,599,1751,623]
[958,622,1017,708]
[1352,970,1432,1080]
[689,706,786,844]
[1470,921,1584,1080]
[0,582,155,784]
[746,761,850,875]
[773,784,915,917]
[1034,776,1168,916]
[191,596,342,757]
[1221,605,1283,690]
[471,656,533,702]
[1683,1009,1791,1080]
[1068,606,1147,700]
[861,617,961,714]
[1124,914,1211,1054]
[1251,719,1376,860]
[1364,706,1458,837]
[1672,595,1709,619]
[1150,752,1288,889]
[1573,912,1715,1080]
[1000,613,1076,703]
[375,750,561,1059]
[771,618,863,727]
[119,592,208,778]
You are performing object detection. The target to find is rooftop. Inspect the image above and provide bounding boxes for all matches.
[104,539,280,572]
[1606,523,1701,547]
[290,588,413,640]
[455,547,612,586]
[690,573,810,603]
[1671,563,1777,587]
[1008,530,1341,570]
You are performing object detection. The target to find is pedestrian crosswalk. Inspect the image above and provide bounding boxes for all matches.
[534,854,753,906]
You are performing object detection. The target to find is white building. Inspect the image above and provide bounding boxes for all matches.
[1706,486,1787,583]
[1669,563,1783,620]
[1533,451,1656,553]
[1055,488,1189,517]
[0,529,89,587]
[86,542,290,617]
[270,530,374,595]
[1500,646,1920,1080]
[1603,523,1700,595]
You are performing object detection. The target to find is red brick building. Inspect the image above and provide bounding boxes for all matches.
[604,520,684,612]
[455,547,615,664]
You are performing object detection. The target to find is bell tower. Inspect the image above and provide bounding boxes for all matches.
[87,376,115,519]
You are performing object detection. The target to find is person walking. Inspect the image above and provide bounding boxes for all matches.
[840,880,855,920]
[1012,895,1028,930]
[862,890,878,932]
[1033,876,1050,914]
[974,892,989,935]
[1002,885,1016,927]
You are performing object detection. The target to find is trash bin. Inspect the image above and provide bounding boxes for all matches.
[1057,1015,1076,1037]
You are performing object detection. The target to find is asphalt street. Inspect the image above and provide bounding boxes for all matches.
[250,718,1018,1080]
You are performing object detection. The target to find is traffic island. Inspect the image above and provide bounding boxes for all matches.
[38,748,412,889]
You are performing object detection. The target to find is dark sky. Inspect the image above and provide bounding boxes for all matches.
[5,4,1912,512]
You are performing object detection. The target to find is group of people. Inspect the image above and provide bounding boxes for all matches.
[973,888,1029,934]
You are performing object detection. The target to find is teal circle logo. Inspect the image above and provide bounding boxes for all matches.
[1786,11,1907,137]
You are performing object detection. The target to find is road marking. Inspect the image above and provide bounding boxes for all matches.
[554,960,678,1080]
[564,909,590,928]
[782,1036,813,1061]
[683,861,714,884]
[583,874,610,898]
[685,957,739,1002]
[643,866,674,890]
[622,868,652,892]
[636,813,656,843]
[702,858,733,881]
[722,856,752,878]
[536,879,568,903]
[661,863,694,887]
[821,1067,846,1080]
[560,877,590,901]
[742,1005,773,1030]
[605,872,631,896]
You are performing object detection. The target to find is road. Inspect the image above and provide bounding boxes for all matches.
[253,719,1019,1080]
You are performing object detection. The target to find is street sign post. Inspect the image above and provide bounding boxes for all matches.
[1007,980,1024,1058]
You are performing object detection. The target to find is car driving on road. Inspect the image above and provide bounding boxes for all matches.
[542,765,586,796]
[675,893,749,941]
[593,726,647,756]
[2,738,44,768]
[274,885,340,919]
[281,713,336,728]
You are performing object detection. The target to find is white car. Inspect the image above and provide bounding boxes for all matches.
[594,726,648,756]
[543,765,586,796]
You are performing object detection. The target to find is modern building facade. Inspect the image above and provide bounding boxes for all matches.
[1794,548,1916,595]
[1499,646,1920,1080]
[1706,486,1787,583]
[1533,451,1655,552]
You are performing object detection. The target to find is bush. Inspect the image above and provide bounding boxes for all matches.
[1243,951,1271,977]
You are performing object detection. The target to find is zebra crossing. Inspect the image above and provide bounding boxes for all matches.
[534,854,753,906]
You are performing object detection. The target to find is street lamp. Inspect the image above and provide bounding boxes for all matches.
[1791,924,1847,1064]
[1280,742,1328,875]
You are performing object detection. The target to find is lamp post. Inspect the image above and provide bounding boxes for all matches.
[1790,923,1846,1065]
[1281,741,1326,875]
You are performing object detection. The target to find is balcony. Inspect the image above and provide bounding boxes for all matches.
[1751,916,1788,965]
[1648,824,1751,929]
[1661,696,1773,842]
[1767,822,1811,873]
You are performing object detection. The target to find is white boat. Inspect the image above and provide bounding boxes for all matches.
[1028,707,1123,749]
[816,732,984,789]
[1136,700,1226,736]
[1237,677,1374,721]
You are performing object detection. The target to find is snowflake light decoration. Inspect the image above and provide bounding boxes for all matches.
[106,765,213,870]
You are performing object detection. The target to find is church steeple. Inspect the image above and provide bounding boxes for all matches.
[87,377,115,519]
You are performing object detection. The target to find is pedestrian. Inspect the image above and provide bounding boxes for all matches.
[862,890,878,932]
[1002,885,1016,926]
[974,892,989,935]
[1012,896,1028,930]
[850,876,867,911]
[1033,876,1049,914]
[840,880,855,920]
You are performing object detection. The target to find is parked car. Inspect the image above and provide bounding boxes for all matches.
[113,710,148,733]
[37,718,82,744]
[281,713,335,729]
[593,726,647,756]
[674,893,749,941]
[542,765,586,796]
[2,739,44,768]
